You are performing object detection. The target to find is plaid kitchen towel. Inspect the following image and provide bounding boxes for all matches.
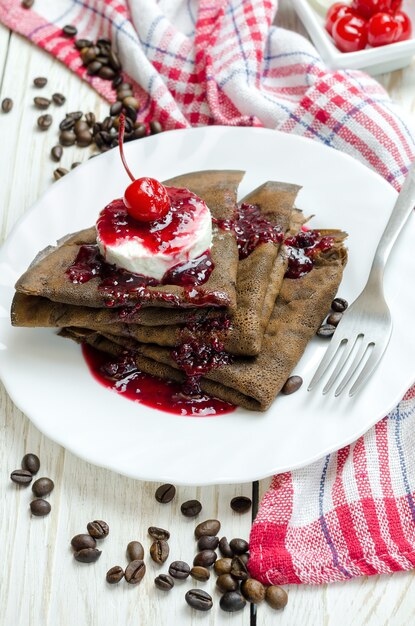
[1,0,415,585]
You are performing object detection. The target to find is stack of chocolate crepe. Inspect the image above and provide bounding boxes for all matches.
[11,170,347,411]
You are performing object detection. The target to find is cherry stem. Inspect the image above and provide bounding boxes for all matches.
[118,113,135,183]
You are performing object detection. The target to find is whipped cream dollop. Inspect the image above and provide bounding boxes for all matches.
[96,186,212,280]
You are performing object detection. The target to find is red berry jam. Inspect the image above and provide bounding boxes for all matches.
[284,230,334,279]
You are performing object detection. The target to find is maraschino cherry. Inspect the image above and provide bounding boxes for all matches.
[118,114,171,222]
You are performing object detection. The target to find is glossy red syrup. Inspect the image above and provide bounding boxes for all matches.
[82,344,235,416]
[284,230,335,279]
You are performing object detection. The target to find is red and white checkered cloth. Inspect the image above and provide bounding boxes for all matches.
[1,0,415,585]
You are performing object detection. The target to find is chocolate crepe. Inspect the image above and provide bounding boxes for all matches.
[14,170,244,310]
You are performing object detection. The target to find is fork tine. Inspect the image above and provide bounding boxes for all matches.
[322,335,361,395]
[349,343,386,397]
[334,340,369,397]
[307,335,345,391]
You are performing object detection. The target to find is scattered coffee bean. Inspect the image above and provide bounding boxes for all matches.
[85,112,96,126]
[229,538,249,555]
[99,66,116,80]
[214,558,232,576]
[87,520,109,539]
[33,76,47,88]
[106,565,124,584]
[150,539,169,564]
[154,573,174,591]
[126,540,144,562]
[281,375,303,395]
[76,130,92,147]
[112,75,123,88]
[169,560,190,580]
[30,499,51,516]
[190,566,210,582]
[71,162,81,169]
[150,120,163,134]
[193,550,217,568]
[317,323,336,337]
[181,499,202,518]
[10,469,32,485]
[33,96,51,110]
[75,38,93,50]
[230,556,249,580]
[53,167,68,180]
[216,573,239,593]
[332,297,348,313]
[71,533,97,550]
[125,559,146,584]
[327,311,343,326]
[265,585,288,610]
[59,130,76,146]
[220,591,246,612]
[230,496,252,514]
[239,553,249,566]
[37,114,52,130]
[81,47,97,65]
[87,61,102,76]
[241,578,265,604]
[2,98,13,113]
[74,547,102,563]
[51,145,63,162]
[21,453,40,475]
[155,483,176,503]
[123,96,139,111]
[21,0,34,8]
[108,50,121,71]
[219,536,233,558]
[52,93,66,106]
[133,123,147,139]
[74,120,89,135]
[63,24,77,38]
[110,101,123,116]
[185,589,213,612]
[68,110,83,121]
[197,535,219,551]
[194,519,221,539]
[97,37,111,46]
[32,477,54,497]
[59,116,75,131]
[148,526,170,541]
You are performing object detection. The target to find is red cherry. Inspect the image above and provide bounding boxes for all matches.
[332,14,368,52]
[390,0,403,11]
[326,3,356,36]
[351,0,392,19]
[368,12,402,46]
[394,10,412,41]
[117,113,171,222]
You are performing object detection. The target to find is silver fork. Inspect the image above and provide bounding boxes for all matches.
[308,160,415,398]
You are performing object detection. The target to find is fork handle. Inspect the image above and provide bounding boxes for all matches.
[369,160,415,281]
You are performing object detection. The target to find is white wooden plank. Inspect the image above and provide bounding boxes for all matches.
[0,23,11,73]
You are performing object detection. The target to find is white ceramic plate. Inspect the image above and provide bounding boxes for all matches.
[1,127,414,485]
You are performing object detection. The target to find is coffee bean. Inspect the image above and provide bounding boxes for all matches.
[133,123,147,139]
[85,112,96,127]
[71,162,81,169]
[11,469,32,485]
[63,25,77,37]
[108,50,121,71]
[21,0,34,8]
[2,97,13,113]
[59,130,76,146]
[154,574,174,591]
[99,66,116,80]
[112,75,123,88]
[239,553,249,566]
[106,565,124,584]
[21,453,40,475]
[87,61,102,76]
[185,589,213,612]
[87,520,109,539]
[110,101,122,116]
[68,110,83,121]
[71,534,97,551]
[126,540,144,562]
[125,559,146,584]
[52,93,66,106]
[30,499,51,516]
[194,519,221,539]
[124,106,137,122]
[169,560,190,580]
[190,566,210,582]
[230,556,249,580]
[229,538,249,555]
[241,578,265,604]
[327,311,343,326]
[59,117,75,131]
[220,591,246,612]
[332,297,348,313]
[33,76,47,88]
[219,536,233,558]
[32,477,54,497]
[150,120,163,134]
[123,96,139,111]
[97,37,111,46]
[33,96,51,110]
[150,540,169,564]
[193,550,217,568]
[155,483,176,503]
[265,585,288,610]
[230,496,252,514]
[117,82,132,92]
[74,547,102,563]
[53,167,68,180]
[96,55,110,65]
[214,558,232,576]
[101,116,113,131]
[51,145,63,162]
[116,90,133,102]
[281,375,303,395]
[81,47,97,65]
[148,526,170,541]
[181,499,202,518]
[76,130,92,147]
[37,114,52,130]
[317,324,336,337]
[197,536,219,551]
[75,39,93,50]
[216,573,239,593]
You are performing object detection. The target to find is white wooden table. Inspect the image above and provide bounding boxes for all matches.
[1,3,415,625]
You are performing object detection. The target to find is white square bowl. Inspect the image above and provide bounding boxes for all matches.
[291,0,415,74]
